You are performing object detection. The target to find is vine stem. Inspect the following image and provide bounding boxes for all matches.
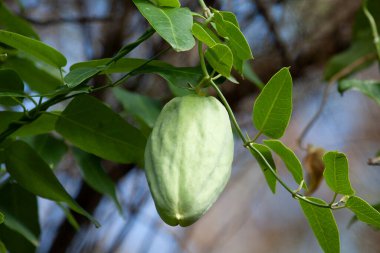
[195,38,328,207]
[196,34,339,209]
[209,79,341,209]
[198,0,211,18]
[363,0,380,61]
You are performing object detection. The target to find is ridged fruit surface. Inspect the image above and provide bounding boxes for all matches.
[144,95,234,226]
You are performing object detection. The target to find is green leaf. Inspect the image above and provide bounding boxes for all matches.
[0,111,21,133]
[55,95,146,164]
[0,226,35,253]
[346,196,380,229]
[253,67,292,139]
[12,112,60,137]
[213,11,228,37]
[243,61,264,89]
[0,69,24,106]
[133,0,195,52]
[338,79,380,106]
[149,0,180,8]
[219,11,239,28]
[24,134,67,169]
[248,143,277,193]
[353,0,380,41]
[64,28,154,88]
[0,241,5,253]
[73,148,122,213]
[56,203,80,231]
[322,151,355,195]
[226,23,252,60]
[299,197,340,253]
[0,212,3,224]
[230,50,244,74]
[0,30,67,68]
[64,66,104,88]
[112,87,161,128]
[1,56,63,93]
[213,11,252,60]
[70,58,202,96]
[263,139,304,186]
[324,0,379,82]
[0,91,26,98]
[192,22,220,48]
[0,183,40,246]
[0,3,39,39]
[324,41,376,82]
[70,58,170,72]
[205,43,233,77]
[5,140,100,227]
[348,202,380,228]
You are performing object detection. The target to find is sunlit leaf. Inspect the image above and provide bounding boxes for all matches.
[133,0,195,52]
[5,140,99,227]
[299,197,340,253]
[219,11,239,28]
[192,22,220,48]
[248,143,277,193]
[213,11,252,60]
[263,139,304,186]
[322,151,355,195]
[149,0,180,8]
[346,196,380,229]
[0,30,66,68]
[56,95,146,164]
[253,67,292,139]
[205,43,233,77]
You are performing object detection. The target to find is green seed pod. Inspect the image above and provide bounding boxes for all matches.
[144,95,234,227]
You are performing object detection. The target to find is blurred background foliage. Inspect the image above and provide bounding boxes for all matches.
[1,0,380,252]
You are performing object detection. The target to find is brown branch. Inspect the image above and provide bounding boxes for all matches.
[253,0,291,66]
[22,16,113,25]
[328,52,377,83]
[48,164,134,253]
[368,156,380,166]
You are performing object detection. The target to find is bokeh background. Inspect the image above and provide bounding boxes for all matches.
[3,0,380,252]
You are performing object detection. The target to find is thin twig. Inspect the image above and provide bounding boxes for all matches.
[297,52,377,150]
